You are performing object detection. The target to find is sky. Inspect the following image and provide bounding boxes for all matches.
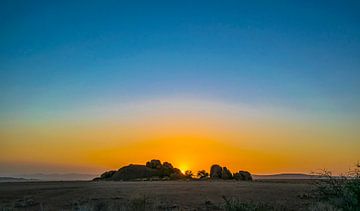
[0,0,359,176]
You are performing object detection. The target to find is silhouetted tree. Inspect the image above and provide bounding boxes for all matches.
[146,159,162,169]
[197,170,209,179]
[185,170,193,178]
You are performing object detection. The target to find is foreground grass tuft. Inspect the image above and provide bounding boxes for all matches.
[307,202,341,211]
[71,195,164,211]
[222,196,286,211]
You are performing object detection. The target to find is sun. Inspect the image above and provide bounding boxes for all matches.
[179,164,188,174]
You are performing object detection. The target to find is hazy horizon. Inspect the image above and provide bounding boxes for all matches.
[1,1,360,176]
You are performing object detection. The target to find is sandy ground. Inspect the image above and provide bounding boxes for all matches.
[0,180,315,210]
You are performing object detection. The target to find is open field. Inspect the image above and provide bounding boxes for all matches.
[0,180,317,210]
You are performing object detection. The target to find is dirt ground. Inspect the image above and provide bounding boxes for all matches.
[0,180,316,210]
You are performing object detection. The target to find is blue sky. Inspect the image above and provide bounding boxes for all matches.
[1,0,360,116]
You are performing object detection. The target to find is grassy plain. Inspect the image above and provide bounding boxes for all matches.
[0,180,317,210]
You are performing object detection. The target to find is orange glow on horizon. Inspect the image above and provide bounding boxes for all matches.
[1,99,359,175]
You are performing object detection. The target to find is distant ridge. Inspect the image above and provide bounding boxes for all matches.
[0,177,36,182]
[253,173,318,180]
[13,173,97,181]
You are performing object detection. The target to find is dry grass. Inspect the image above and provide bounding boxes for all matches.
[0,180,314,210]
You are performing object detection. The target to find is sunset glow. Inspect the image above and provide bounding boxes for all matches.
[1,1,359,177]
[1,98,359,175]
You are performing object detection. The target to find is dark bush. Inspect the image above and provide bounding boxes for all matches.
[185,170,194,179]
[313,164,360,210]
[145,159,162,169]
[197,170,209,179]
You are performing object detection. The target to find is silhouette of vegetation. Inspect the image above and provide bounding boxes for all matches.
[313,163,360,210]
[197,170,209,179]
[185,170,194,178]
[145,159,161,169]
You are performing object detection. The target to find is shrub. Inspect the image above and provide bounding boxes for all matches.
[185,170,193,178]
[313,163,360,210]
[307,202,340,211]
[145,160,162,169]
[197,170,209,179]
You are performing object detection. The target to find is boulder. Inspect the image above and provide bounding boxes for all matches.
[221,167,233,180]
[210,164,223,179]
[233,170,253,181]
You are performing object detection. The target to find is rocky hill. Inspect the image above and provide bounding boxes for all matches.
[94,159,253,181]
[94,160,184,181]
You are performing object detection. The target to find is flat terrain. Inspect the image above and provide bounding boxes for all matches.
[0,180,316,210]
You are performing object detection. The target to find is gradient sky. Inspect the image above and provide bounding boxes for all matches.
[1,0,360,176]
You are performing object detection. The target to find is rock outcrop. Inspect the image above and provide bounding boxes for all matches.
[210,164,223,179]
[233,170,253,181]
[95,160,252,181]
[100,170,116,179]
[210,165,234,180]
[111,165,161,180]
[222,167,233,180]
[95,160,185,181]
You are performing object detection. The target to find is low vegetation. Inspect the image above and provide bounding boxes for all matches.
[197,170,209,179]
[184,170,193,179]
[312,163,360,210]
[222,196,286,211]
